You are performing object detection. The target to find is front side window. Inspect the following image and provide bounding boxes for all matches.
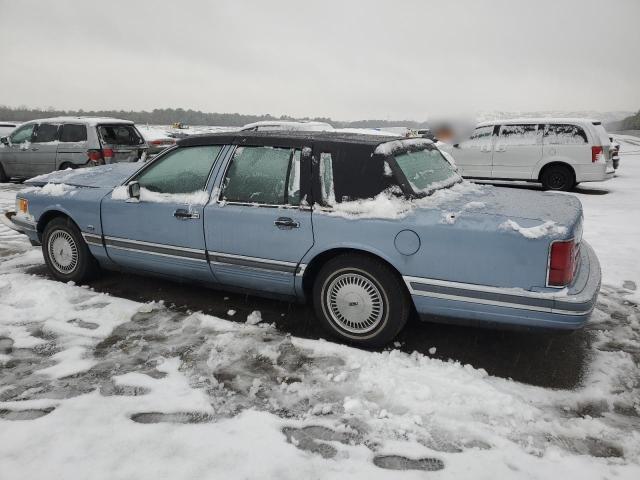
[98,125,144,146]
[498,124,540,146]
[136,146,222,194]
[60,124,87,142]
[543,124,588,145]
[394,147,460,194]
[220,146,300,205]
[460,125,494,149]
[10,124,35,144]
[34,123,60,143]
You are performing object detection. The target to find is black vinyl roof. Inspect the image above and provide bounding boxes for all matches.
[177,130,404,149]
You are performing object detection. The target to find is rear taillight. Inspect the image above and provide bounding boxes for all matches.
[87,149,104,165]
[548,240,577,287]
[591,146,603,163]
[102,148,115,162]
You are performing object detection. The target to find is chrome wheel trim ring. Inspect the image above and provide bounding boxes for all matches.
[324,271,385,334]
[48,230,79,274]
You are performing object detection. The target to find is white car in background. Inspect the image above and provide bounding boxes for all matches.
[0,122,18,137]
[447,118,615,190]
[240,120,333,132]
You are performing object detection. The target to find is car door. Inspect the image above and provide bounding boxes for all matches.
[204,143,314,296]
[27,122,61,176]
[1,123,36,177]
[56,123,89,167]
[451,125,495,178]
[101,145,224,282]
[491,124,542,179]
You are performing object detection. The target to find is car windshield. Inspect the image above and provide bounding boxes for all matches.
[393,147,461,195]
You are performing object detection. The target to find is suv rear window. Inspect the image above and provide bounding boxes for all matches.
[98,124,144,146]
[60,124,87,142]
[543,124,588,144]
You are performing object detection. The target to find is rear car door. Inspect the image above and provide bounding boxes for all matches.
[27,122,61,176]
[1,123,36,177]
[204,143,313,296]
[451,125,495,177]
[96,123,147,163]
[56,123,89,168]
[101,145,223,282]
[492,124,542,179]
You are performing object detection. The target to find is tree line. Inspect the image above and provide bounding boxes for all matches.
[0,105,429,129]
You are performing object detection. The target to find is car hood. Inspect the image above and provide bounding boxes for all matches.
[25,163,142,188]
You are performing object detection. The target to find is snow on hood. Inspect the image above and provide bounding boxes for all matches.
[25,163,142,189]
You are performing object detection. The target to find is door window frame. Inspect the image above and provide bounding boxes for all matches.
[215,144,312,210]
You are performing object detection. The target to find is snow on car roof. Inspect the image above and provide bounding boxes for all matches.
[240,120,333,131]
[476,117,602,127]
[18,116,135,126]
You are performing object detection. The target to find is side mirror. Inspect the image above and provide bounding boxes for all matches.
[127,181,141,200]
[0,137,8,146]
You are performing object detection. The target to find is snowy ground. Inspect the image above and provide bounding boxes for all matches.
[0,139,639,479]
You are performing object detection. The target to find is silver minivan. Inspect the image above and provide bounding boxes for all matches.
[0,117,148,182]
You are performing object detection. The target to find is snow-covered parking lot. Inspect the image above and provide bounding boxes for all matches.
[0,137,639,479]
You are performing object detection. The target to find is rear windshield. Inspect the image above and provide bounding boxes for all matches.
[394,147,461,195]
[98,124,144,146]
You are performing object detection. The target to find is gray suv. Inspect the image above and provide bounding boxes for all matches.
[0,117,148,181]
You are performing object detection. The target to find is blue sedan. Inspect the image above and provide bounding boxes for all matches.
[1,132,601,346]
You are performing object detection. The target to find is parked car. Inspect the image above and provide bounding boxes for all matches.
[447,118,615,190]
[0,117,148,182]
[0,122,18,138]
[609,135,621,170]
[240,120,333,132]
[137,125,177,157]
[2,132,601,347]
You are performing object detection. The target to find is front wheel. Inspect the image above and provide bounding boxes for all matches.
[42,217,99,283]
[541,165,575,191]
[312,254,410,347]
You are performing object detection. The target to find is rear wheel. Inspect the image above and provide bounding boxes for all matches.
[541,164,574,191]
[312,254,410,347]
[59,162,77,170]
[42,217,99,283]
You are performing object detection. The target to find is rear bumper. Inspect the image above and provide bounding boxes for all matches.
[406,241,601,330]
[576,162,614,182]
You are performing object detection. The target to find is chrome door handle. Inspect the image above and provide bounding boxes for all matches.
[174,209,200,220]
[274,217,299,229]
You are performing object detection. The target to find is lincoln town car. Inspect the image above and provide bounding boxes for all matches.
[1,132,601,346]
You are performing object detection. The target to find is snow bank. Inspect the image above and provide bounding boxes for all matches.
[22,182,76,197]
[500,219,568,239]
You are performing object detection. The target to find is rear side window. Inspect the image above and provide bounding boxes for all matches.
[136,146,222,194]
[34,123,59,143]
[60,124,87,142]
[460,125,494,148]
[220,146,300,205]
[320,144,398,204]
[543,124,588,145]
[498,124,540,146]
[98,124,144,146]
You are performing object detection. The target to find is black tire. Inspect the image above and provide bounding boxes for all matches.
[42,217,100,283]
[59,162,77,171]
[0,163,8,182]
[541,164,575,191]
[312,254,410,347]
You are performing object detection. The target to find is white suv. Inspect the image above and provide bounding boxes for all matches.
[447,118,615,190]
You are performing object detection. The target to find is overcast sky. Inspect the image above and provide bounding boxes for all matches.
[0,0,638,121]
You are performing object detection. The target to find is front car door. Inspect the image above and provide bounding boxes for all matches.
[101,145,224,282]
[204,142,314,296]
[451,125,495,178]
[1,123,36,178]
[491,123,542,179]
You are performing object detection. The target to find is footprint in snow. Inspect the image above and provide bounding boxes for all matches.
[0,407,55,421]
[130,412,215,424]
[67,318,99,330]
[282,425,361,459]
[373,455,445,471]
[0,336,14,354]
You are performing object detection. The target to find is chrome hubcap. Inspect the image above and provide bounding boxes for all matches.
[326,273,384,333]
[48,230,78,274]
